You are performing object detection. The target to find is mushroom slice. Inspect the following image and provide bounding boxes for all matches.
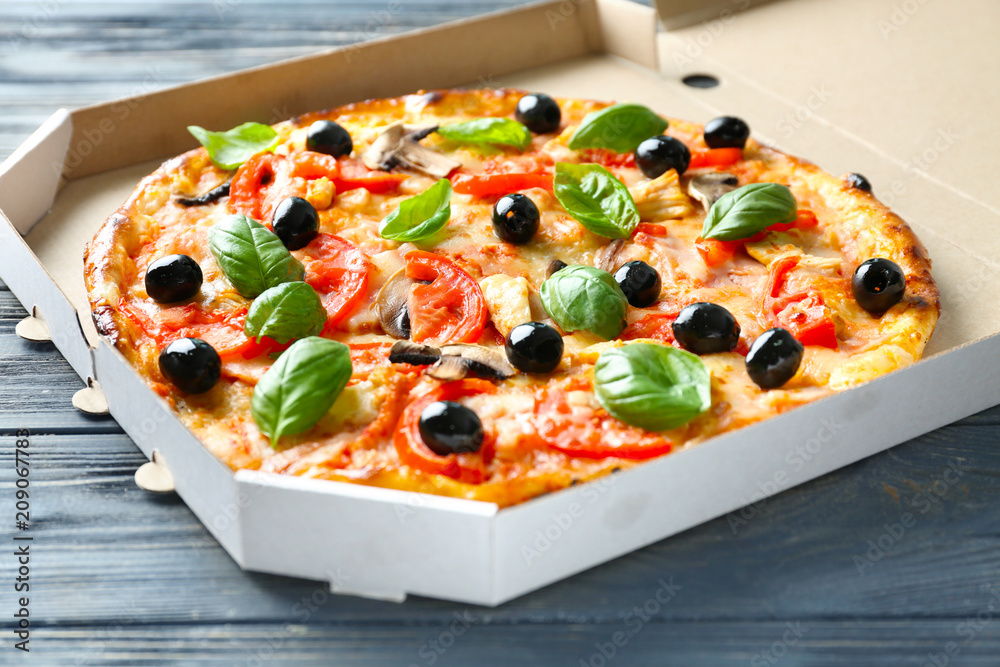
[595,239,626,273]
[388,340,515,381]
[687,172,739,211]
[363,121,461,179]
[389,340,441,366]
[376,268,414,339]
[439,344,515,381]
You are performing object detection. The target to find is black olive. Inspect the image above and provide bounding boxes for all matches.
[634,135,691,179]
[704,116,750,149]
[672,302,740,354]
[852,258,905,314]
[272,196,319,250]
[158,338,221,394]
[505,322,564,374]
[846,173,872,192]
[418,401,484,456]
[515,93,561,134]
[547,259,568,278]
[144,254,203,304]
[614,260,661,308]
[492,193,540,244]
[306,120,353,158]
[745,328,803,389]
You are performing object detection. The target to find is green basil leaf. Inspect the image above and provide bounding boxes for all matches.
[187,122,279,170]
[244,281,327,344]
[437,118,531,150]
[379,178,452,242]
[540,265,627,340]
[554,162,639,239]
[567,103,668,153]
[701,183,797,241]
[208,214,305,298]
[251,336,353,448]
[594,343,711,431]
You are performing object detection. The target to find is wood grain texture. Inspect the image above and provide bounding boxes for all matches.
[0,0,997,664]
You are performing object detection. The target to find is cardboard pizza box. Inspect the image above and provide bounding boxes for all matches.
[1,0,998,605]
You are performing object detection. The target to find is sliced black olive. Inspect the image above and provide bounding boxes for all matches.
[515,93,561,134]
[492,193,540,244]
[419,401,484,455]
[613,260,661,308]
[635,135,691,179]
[672,302,740,355]
[704,116,750,149]
[158,338,221,394]
[846,173,873,193]
[547,259,568,278]
[176,181,230,207]
[746,328,803,389]
[306,120,353,158]
[145,254,203,304]
[272,196,319,250]
[505,322,564,374]
[852,258,905,314]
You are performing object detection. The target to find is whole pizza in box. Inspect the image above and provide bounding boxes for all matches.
[84,89,938,507]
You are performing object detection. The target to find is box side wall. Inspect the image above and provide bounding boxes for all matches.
[493,333,1000,601]
[94,342,245,562]
[235,471,497,604]
[0,212,94,380]
[0,109,71,235]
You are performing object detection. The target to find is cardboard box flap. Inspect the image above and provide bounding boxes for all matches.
[0,109,71,234]
[653,0,775,30]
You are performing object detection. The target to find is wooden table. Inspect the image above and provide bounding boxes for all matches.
[1,1,999,664]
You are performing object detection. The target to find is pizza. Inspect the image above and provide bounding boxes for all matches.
[83,88,939,507]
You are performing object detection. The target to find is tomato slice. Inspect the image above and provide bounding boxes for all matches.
[393,379,496,483]
[123,301,275,360]
[689,147,743,169]
[696,237,743,268]
[229,151,339,222]
[450,173,554,197]
[404,251,489,345]
[299,233,371,334]
[621,313,679,344]
[532,381,673,460]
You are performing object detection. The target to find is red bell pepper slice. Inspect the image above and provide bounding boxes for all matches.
[450,173,554,197]
[688,147,743,169]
